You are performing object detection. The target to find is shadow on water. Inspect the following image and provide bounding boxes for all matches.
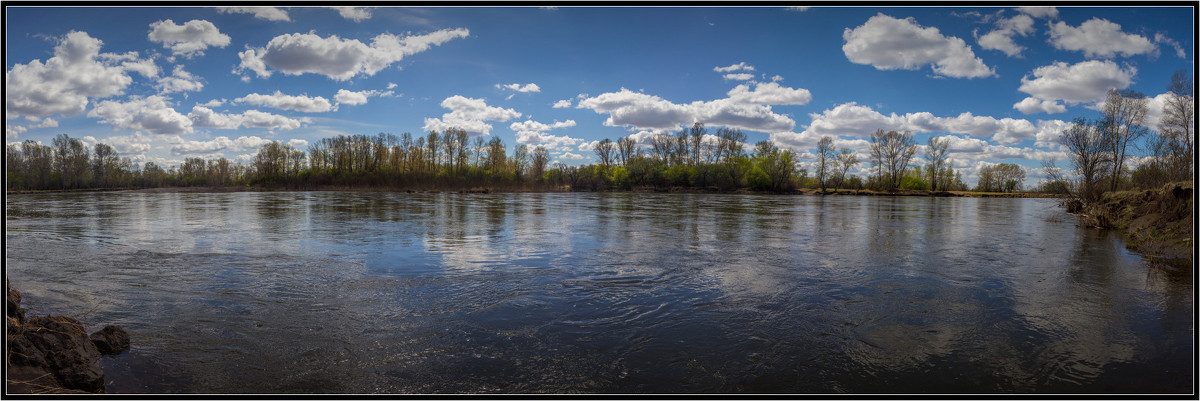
[3,192,1193,394]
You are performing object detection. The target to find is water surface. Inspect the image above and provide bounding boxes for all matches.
[4,192,1193,393]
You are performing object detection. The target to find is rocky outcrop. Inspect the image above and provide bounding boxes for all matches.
[6,279,130,394]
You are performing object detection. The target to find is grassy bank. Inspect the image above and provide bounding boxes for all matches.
[1078,181,1194,264]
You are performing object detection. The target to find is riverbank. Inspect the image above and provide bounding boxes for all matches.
[6,279,130,394]
[7,185,1063,198]
[1076,182,1194,264]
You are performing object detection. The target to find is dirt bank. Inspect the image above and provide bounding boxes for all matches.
[1079,182,1194,263]
[6,279,130,394]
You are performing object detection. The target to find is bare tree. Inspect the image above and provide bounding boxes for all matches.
[815,136,835,193]
[616,136,637,166]
[593,138,616,168]
[833,149,859,191]
[1060,118,1111,203]
[869,129,917,190]
[530,146,550,180]
[1099,88,1149,191]
[924,137,949,191]
[1157,70,1194,181]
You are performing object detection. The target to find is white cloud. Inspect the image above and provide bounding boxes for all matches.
[199,99,226,107]
[1012,96,1067,115]
[799,102,1039,145]
[552,99,573,108]
[5,31,149,117]
[576,89,692,131]
[498,83,541,93]
[1016,60,1136,106]
[557,152,584,160]
[240,110,307,131]
[726,81,811,105]
[723,73,755,81]
[422,95,522,136]
[235,91,333,112]
[333,89,394,106]
[170,135,274,156]
[288,138,310,148]
[188,106,241,129]
[4,117,59,139]
[387,82,398,89]
[88,95,194,136]
[328,7,372,22]
[1155,33,1187,58]
[1034,119,1071,149]
[147,19,231,58]
[714,62,755,72]
[843,13,995,78]
[156,65,204,94]
[1015,7,1058,19]
[188,106,308,132]
[98,132,155,156]
[216,7,290,22]
[511,119,581,150]
[238,28,470,81]
[977,14,1034,57]
[576,82,809,134]
[1048,18,1157,58]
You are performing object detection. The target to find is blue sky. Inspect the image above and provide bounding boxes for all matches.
[4,6,1194,185]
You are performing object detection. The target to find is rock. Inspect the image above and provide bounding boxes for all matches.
[90,325,131,355]
[8,315,106,392]
[6,278,24,323]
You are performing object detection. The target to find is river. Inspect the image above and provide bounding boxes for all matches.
[4,191,1193,393]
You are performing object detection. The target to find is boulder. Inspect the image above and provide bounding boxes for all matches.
[90,325,131,355]
[8,315,105,392]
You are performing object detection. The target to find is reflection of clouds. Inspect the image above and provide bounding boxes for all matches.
[5,192,1192,392]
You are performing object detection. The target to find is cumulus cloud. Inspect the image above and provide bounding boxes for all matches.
[723,73,755,81]
[977,14,1034,57]
[216,7,290,22]
[1012,96,1067,115]
[714,62,755,72]
[498,83,541,93]
[238,28,470,81]
[799,102,1040,145]
[170,135,274,156]
[6,31,150,117]
[1016,60,1136,107]
[147,19,231,58]
[1048,18,1157,58]
[510,119,581,150]
[333,88,395,106]
[422,95,522,136]
[576,81,809,134]
[188,106,308,132]
[98,132,155,156]
[1033,119,1071,149]
[843,13,995,78]
[235,91,333,112]
[156,65,204,94]
[328,7,372,22]
[552,99,573,108]
[726,81,812,105]
[5,117,59,139]
[1015,7,1058,19]
[88,95,194,136]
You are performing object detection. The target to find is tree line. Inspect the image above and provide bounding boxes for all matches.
[12,70,1189,195]
[1049,70,1193,203]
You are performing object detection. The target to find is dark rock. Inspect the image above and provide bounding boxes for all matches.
[90,325,131,355]
[10,316,106,392]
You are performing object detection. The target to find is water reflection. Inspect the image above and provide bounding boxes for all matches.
[4,192,1193,394]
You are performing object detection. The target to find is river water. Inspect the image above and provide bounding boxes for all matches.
[4,191,1193,394]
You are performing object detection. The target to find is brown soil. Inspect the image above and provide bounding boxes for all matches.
[1080,182,1194,263]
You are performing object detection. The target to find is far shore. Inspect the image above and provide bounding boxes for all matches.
[6,185,1067,198]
